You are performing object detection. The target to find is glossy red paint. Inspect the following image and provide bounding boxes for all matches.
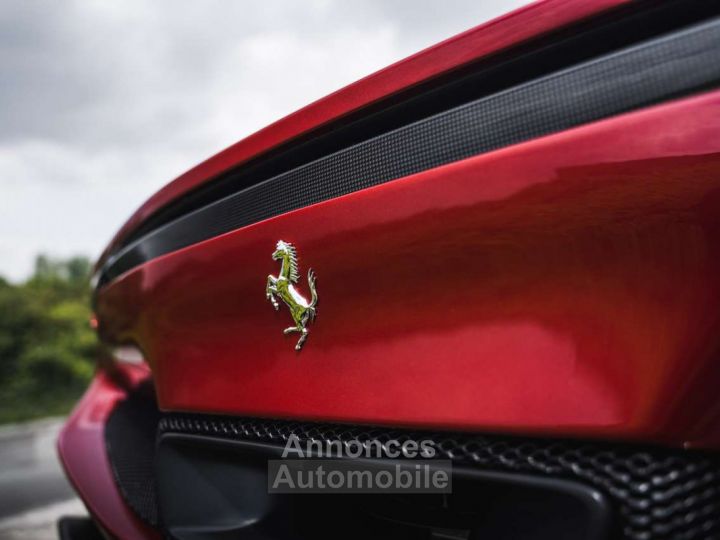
[98,0,630,268]
[96,90,720,449]
[57,364,160,540]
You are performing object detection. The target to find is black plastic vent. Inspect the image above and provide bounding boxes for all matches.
[158,414,720,540]
[103,388,720,540]
[104,383,160,527]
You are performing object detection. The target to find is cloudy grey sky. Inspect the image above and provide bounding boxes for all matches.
[0,0,528,281]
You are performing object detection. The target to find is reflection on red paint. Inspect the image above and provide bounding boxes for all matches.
[95,91,720,449]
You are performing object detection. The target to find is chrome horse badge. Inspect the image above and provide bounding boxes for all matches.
[266,241,318,351]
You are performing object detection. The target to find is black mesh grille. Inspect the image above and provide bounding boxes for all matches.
[104,383,160,527]
[104,398,720,539]
[158,414,720,540]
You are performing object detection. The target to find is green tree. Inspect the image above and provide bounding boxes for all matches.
[0,255,96,423]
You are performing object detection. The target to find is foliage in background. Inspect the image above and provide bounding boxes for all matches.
[0,255,96,424]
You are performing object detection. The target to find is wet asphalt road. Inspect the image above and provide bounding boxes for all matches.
[0,418,85,540]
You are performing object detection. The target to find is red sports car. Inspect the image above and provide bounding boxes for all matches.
[58,0,720,538]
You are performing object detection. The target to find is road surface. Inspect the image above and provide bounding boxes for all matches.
[0,418,86,540]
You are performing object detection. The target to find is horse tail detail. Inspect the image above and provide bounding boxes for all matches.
[307,269,318,319]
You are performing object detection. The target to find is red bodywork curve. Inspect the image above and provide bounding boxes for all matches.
[98,0,629,267]
[96,90,720,450]
[59,2,719,536]
[57,364,160,540]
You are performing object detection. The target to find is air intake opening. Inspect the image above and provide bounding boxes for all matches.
[156,434,612,540]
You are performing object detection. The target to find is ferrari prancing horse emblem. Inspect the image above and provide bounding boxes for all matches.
[266,241,318,351]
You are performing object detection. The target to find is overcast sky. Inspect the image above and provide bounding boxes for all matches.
[0,0,529,281]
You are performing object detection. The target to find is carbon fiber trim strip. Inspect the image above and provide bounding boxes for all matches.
[100,17,720,286]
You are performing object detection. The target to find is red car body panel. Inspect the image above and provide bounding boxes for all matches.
[57,1,720,538]
[57,364,160,540]
[98,0,630,267]
[95,90,720,450]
